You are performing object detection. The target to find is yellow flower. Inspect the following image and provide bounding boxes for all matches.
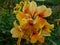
[11,21,24,45]
[38,36,45,43]
[23,1,37,16]
[16,12,31,27]
[34,16,46,29]
[16,12,27,21]
[29,1,37,16]
[10,21,21,38]
[30,22,54,43]
[11,27,20,38]
[30,34,38,43]
[39,22,54,36]
[30,33,45,43]
[23,1,30,13]
[23,1,52,17]
[14,4,21,14]
[35,5,52,17]
[16,12,31,21]
[11,1,54,45]
[43,8,52,17]
[20,18,28,27]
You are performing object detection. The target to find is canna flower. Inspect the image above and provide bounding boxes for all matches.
[35,5,52,17]
[23,1,37,16]
[11,21,21,38]
[23,1,30,13]
[11,0,54,45]
[23,1,52,17]
[11,21,24,45]
[29,1,37,16]
[33,16,47,29]
[16,12,31,27]
[30,17,54,43]
[30,34,45,43]
[41,23,54,36]
[14,4,21,14]
[14,1,24,14]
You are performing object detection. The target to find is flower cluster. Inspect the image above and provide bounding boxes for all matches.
[11,1,54,45]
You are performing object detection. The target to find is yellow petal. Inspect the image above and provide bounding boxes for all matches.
[36,5,47,14]
[16,12,26,22]
[38,29,43,38]
[14,21,20,30]
[23,1,30,13]
[29,1,37,15]
[44,8,52,17]
[30,34,38,43]
[10,21,21,38]
[38,37,45,43]
[42,30,51,36]
[36,5,52,17]
[20,18,27,27]
[46,29,51,33]
[50,24,54,29]
[16,4,20,8]
[14,4,21,14]
[34,17,46,29]
[11,28,20,38]
[46,22,54,29]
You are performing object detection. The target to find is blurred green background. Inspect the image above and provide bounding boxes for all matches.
[0,0,60,45]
